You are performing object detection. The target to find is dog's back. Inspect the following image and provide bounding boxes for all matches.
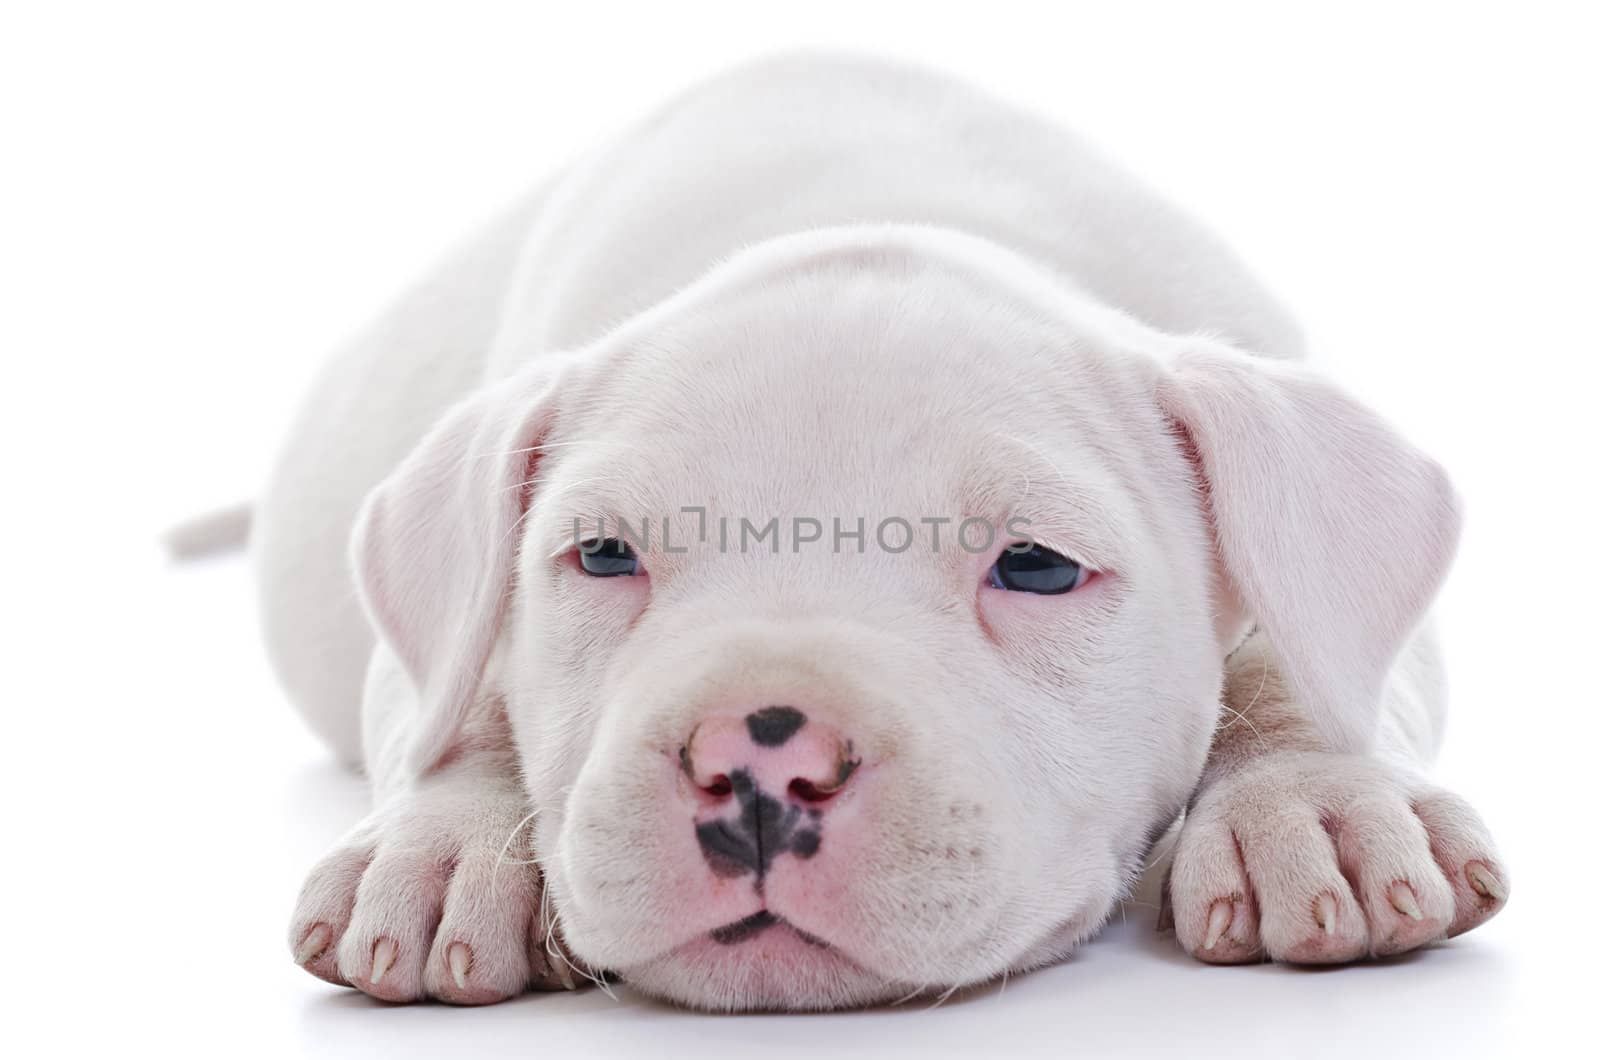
[491,53,1303,372]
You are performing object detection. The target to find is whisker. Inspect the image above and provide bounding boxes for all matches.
[889,983,928,1006]
[990,430,1074,497]
[494,496,544,552]
[492,809,541,879]
[925,981,962,1010]
[1216,664,1269,748]
[539,888,618,1000]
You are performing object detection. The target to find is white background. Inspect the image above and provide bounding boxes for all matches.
[3,2,1596,1057]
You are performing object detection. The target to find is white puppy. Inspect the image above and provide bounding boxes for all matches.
[258,54,1506,1011]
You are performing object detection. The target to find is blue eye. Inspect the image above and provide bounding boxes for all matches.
[578,538,641,577]
[988,544,1087,595]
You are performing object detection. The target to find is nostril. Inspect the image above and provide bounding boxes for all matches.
[788,777,837,804]
[791,752,860,804]
[702,774,733,799]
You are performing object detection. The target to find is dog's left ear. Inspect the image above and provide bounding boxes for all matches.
[350,356,575,776]
[1156,344,1461,754]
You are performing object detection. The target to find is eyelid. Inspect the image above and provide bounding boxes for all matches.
[999,535,1099,572]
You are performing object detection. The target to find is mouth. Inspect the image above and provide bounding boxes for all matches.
[708,909,831,948]
[636,906,881,1010]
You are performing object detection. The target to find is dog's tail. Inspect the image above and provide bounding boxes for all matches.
[163,502,252,560]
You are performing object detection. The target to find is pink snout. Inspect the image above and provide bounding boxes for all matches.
[680,706,861,884]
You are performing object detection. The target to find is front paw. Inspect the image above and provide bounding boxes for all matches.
[288,777,579,1004]
[1167,752,1507,965]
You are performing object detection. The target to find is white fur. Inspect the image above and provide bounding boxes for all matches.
[264,54,1505,1010]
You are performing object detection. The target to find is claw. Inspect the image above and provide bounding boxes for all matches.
[447,942,471,990]
[1203,900,1233,950]
[1313,894,1337,936]
[1465,862,1506,902]
[370,937,398,986]
[1389,882,1424,921]
[295,923,331,965]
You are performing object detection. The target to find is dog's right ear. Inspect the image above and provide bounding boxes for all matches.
[1155,344,1460,756]
[350,357,574,777]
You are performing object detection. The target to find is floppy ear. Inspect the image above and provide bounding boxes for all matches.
[350,358,572,776]
[1156,345,1461,754]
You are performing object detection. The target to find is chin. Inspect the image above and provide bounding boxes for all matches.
[614,916,915,1012]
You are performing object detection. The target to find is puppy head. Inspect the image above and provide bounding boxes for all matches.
[352,227,1459,1010]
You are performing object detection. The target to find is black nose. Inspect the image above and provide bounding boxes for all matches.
[745,705,806,747]
[695,770,823,882]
